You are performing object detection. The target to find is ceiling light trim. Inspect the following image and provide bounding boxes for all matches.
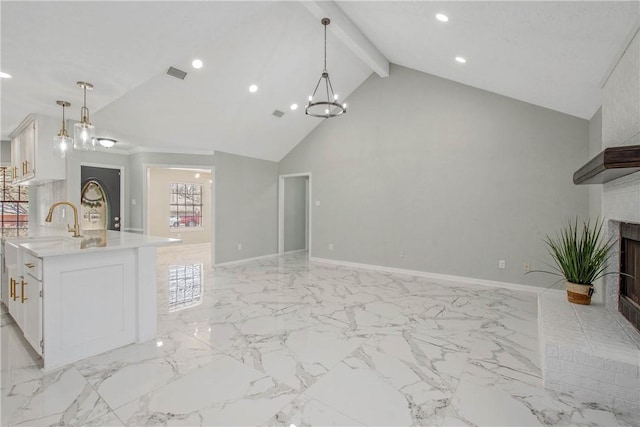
[96,137,117,148]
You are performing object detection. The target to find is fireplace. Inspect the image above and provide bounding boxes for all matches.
[620,222,640,331]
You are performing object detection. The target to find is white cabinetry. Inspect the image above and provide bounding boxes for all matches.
[7,266,25,326]
[3,243,43,356]
[2,231,176,370]
[9,114,66,185]
[23,252,43,354]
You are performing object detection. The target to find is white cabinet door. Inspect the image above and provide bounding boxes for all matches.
[7,267,25,330]
[20,121,36,181]
[0,252,6,304]
[10,136,20,183]
[23,276,42,356]
[8,114,64,185]
[11,121,35,183]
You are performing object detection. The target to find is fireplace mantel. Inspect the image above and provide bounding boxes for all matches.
[573,145,640,185]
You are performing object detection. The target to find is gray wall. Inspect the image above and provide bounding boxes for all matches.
[284,176,307,252]
[279,64,590,287]
[0,140,10,166]
[214,151,278,264]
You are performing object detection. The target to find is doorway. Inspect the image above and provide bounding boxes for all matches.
[278,173,312,256]
[145,167,212,245]
[81,165,122,231]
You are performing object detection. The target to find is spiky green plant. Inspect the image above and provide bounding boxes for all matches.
[532,218,616,285]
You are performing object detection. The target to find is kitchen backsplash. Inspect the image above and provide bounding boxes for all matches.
[33,180,68,231]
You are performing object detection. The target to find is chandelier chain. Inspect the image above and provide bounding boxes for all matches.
[323,22,327,72]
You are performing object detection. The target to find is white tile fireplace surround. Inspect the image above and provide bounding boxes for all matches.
[1,248,637,426]
[538,291,640,415]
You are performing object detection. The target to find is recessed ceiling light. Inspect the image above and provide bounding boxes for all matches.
[191,59,203,69]
[0,72,12,79]
[455,57,467,64]
[290,103,298,111]
[436,13,449,22]
[195,173,200,178]
[249,84,258,93]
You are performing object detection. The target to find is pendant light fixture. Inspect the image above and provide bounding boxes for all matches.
[53,100,73,158]
[96,137,117,148]
[74,81,96,151]
[305,18,347,118]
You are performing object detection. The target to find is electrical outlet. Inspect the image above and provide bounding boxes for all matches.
[237,243,242,251]
[399,250,404,258]
[523,262,530,272]
[329,243,334,250]
[498,260,506,269]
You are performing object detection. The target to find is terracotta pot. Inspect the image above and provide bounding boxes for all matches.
[566,281,594,305]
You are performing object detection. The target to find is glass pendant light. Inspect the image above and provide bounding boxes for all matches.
[305,18,347,118]
[73,81,96,151]
[53,100,73,158]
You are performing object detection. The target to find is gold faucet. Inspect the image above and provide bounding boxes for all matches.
[45,202,81,238]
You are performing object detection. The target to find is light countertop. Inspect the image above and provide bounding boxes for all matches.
[3,230,180,258]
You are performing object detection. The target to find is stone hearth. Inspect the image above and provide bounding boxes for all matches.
[538,290,640,414]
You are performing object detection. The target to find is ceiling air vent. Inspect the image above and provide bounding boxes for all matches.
[166,66,187,80]
[272,109,285,118]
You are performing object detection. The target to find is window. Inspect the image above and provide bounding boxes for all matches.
[169,183,203,228]
[0,167,28,237]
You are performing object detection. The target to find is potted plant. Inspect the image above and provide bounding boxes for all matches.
[531,218,615,305]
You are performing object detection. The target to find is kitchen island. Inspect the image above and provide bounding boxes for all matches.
[1,231,179,371]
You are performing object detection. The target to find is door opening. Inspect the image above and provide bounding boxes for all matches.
[81,165,122,231]
[278,173,312,256]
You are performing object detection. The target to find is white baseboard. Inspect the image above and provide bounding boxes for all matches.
[215,253,279,268]
[309,256,549,294]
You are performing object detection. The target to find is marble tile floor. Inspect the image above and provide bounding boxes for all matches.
[1,244,637,426]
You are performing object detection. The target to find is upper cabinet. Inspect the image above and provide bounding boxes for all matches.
[9,114,66,185]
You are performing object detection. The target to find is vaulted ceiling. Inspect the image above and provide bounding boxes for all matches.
[1,1,638,161]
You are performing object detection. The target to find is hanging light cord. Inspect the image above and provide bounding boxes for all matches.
[81,85,89,125]
[61,104,67,136]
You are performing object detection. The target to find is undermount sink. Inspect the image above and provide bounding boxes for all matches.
[4,236,75,261]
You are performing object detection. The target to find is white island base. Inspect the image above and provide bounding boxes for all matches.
[43,246,157,371]
[4,231,178,371]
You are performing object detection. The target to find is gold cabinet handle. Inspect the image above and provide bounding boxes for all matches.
[12,166,18,179]
[21,280,27,303]
[9,278,14,298]
[12,279,19,301]
[24,160,30,175]
[24,263,35,269]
